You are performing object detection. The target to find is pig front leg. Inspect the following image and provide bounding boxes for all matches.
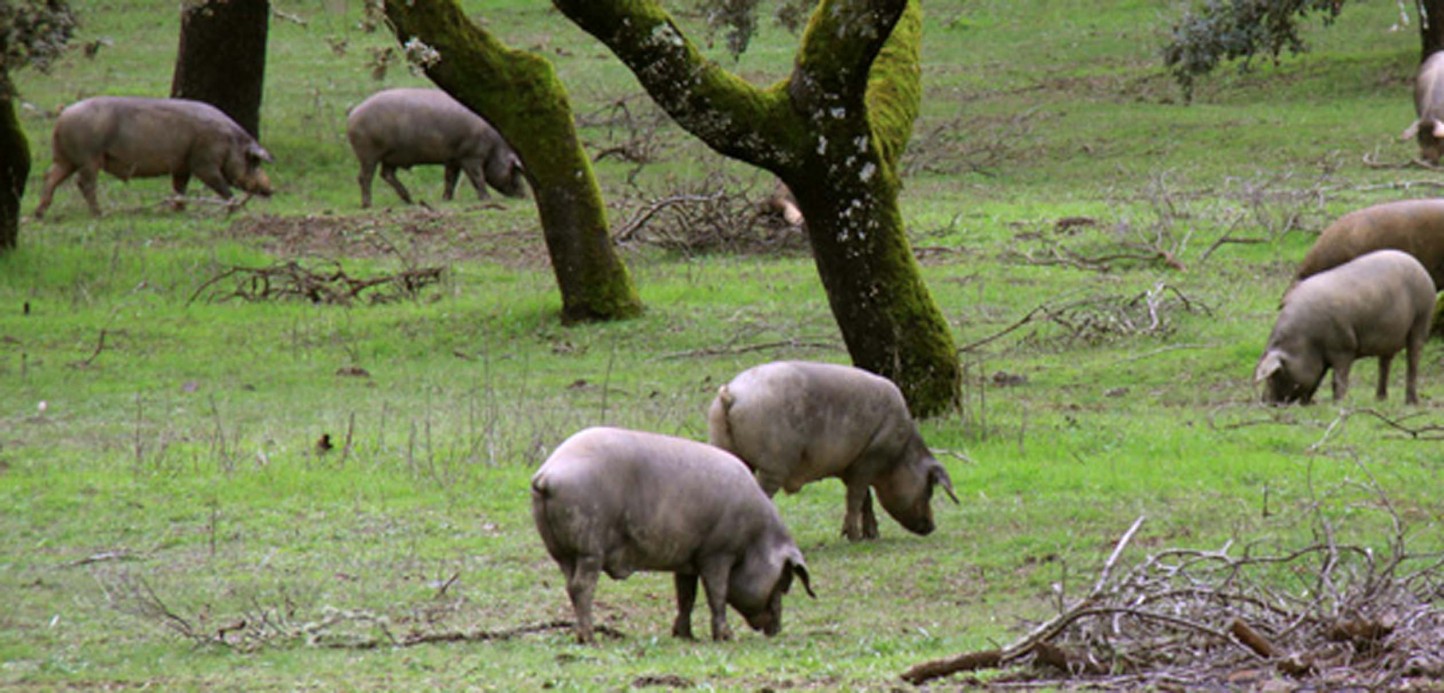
[671,572,698,640]
[699,560,734,641]
[1329,357,1354,402]
[1376,354,1393,401]
[842,482,879,541]
[443,164,460,201]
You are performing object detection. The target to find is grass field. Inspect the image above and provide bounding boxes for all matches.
[4,1,1443,689]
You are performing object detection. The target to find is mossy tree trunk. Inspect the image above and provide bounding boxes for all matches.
[171,0,269,138]
[0,69,28,251]
[384,1,643,324]
[554,0,960,416]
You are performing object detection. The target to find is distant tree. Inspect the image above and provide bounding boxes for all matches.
[389,0,961,415]
[171,0,269,138]
[0,0,75,250]
[1165,0,1444,100]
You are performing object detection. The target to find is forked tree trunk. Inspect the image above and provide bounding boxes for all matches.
[171,0,269,138]
[384,1,643,324]
[555,0,961,415]
[0,72,28,251]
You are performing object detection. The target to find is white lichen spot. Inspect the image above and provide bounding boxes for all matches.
[830,106,846,119]
[816,135,828,155]
[854,135,869,152]
[651,22,685,48]
[402,37,440,68]
[860,162,876,182]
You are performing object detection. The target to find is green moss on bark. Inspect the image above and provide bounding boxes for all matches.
[384,0,642,323]
[0,81,29,250]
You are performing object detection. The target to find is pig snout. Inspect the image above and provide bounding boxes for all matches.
[242,169,274,197]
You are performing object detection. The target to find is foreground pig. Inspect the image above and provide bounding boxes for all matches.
[33,97,274,219]
[1294,199,1444,291]
[1257,250,1434,405]
[1403,51,1444,164]
[531,427,814,644]
[345,88,526,208]
[708,361,958,542]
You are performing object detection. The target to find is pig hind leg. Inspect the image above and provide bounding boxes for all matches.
[562,555,602,644]
[379,164,414,204]
[34,158,79,219]
[356,159,378,208]
[671,572,699,640]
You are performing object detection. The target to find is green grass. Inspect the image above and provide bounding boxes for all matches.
[4,0,1443,689]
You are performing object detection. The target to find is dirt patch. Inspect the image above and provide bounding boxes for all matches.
[224,209,552,270]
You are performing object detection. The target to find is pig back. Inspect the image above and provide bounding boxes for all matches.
[1280,249,1435,355]
[531,427,783,573]
[713,361,913,491]
[54,97,255,178]
[347,88,495,167]
[1297,200,1444,290]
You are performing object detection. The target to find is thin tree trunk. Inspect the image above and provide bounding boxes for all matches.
[171,0,269,138]
[555,0,961,415]
[0,71,29,251]
[384,0,643,324]
[1422,0,1444,61]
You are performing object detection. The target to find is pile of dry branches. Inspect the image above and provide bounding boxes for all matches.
[903,514,1444,689]
[961,282,1211,352]
[189,261,443,306]
[612,171,807,255]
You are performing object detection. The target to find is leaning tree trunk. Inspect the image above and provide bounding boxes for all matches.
[171,0,269,138]
[1422,0,1444,61]
[554,0,961,416]
[0,70,29,251]
[384,1,643,323]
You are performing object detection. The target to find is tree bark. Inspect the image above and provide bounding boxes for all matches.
[171,0,269,138]
[554,0,961,416]
[384,1,643,324]
[0,70,28,251]
[1421,0,1444,61]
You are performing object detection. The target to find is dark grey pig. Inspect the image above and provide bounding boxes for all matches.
[1257,250,1434,405]
[531,427,814,644]
[345,88,526,208]
[1403,51,1444,164]
[33,96,274,219]
[708,361,959,542]
[1294,199,1444,291]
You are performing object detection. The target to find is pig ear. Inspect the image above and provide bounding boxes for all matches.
[1403,120,1421,140]
[929,464,960,505]
[246,143,273,164]
[1254,351,1283,384]
[787,556,816,599]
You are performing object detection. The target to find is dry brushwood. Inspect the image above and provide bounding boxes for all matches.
[902,503,1444,690]
[959,282,1211,352]
[611,171,807,255]
[189,261,443,306]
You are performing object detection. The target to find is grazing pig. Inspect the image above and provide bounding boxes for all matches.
[531,427,814,644]
[1402,51,1444,164]
[1294,199,1444,291]
[1257,250,1434,405]
[33,97,274,219]
[707,361,959,542]
[345,88,526,208]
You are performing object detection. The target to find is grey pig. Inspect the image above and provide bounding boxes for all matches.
[1403,51,1444,164]
[531,427,814,644]
[1257,250,1434,405]
[707,361,959,542]
[345,88,526,208]
[1294,199,1444,291]
[33,96,273,219]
